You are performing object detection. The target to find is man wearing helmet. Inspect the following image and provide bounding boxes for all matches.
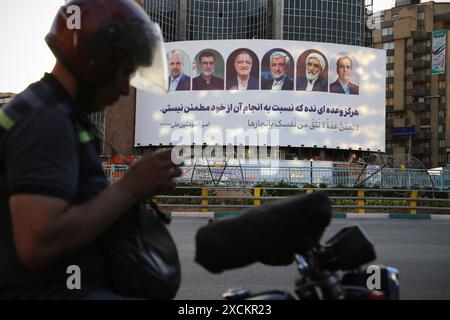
[0,0,180,299]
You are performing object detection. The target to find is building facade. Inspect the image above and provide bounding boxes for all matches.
[143,0,367,45]
[373,1,450,168]
[274,0,366,46]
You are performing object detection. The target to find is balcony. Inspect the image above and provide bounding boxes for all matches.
[386,63,395,70]
[435,13,450,24]
[386,119,394,127]
[386,105,394,113]
[386,78,394,84]
[407,59,430,69]
[438,117,446,125]
[407,88,430,97]
[382,35,394,43]
[407,44,431,54]
[412,145,431,154]
[386,49,395,56]
[406,102,429,112]
[439,103,447,111]
[411,30,431,41]
[415,132,432,140]
[406,74,431,83]
[420,118,431,126]
[386,92,394,99]
[439,132,446,139]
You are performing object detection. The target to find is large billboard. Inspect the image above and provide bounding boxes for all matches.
[135,40,386,151]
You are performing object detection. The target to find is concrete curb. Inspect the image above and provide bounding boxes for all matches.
[169,212,450,220]
[171,211,214,219]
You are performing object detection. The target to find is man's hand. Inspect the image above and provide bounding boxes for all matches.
[116,149,182,202]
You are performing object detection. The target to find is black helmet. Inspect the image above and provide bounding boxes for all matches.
[46,0,168,92]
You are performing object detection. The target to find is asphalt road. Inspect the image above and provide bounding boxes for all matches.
[168,217,450,300]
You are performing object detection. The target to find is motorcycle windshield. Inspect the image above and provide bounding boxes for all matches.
[128,22,168,94]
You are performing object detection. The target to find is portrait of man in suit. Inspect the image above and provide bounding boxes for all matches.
[329,55,359,95]
[261,51,294,91]
[168,50,191,91]
[226,50,259,90]
[192,50,224,90]
[296,52,328,92]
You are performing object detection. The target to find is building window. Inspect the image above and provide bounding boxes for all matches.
[387,56,395,64]
[438,125,445,133]
[417,39,431,47]
[439,140,446,148]
[420,111,431,119]
[439,81,446,89]
[386,69,395,78]
[383,42,395,50]
[386,98,394,106]
[392,14,399,20]
[387,83,394,93]
[441,96,446,104]
[418,12,425,20]
[439,110,446,119]
[382,27,393,36]
[447,153,450,163]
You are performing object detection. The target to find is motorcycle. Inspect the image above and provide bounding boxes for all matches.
[195,192,400,300]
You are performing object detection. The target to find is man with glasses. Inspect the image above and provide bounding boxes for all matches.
[296,52,328,92]
[330,56,359,95]
[193,51,224,90]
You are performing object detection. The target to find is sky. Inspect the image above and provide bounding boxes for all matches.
[0,0,446,93]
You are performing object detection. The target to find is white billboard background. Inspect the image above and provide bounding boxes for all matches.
[135,40,386,151]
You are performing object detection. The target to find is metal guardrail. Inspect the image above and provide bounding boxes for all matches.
[103,165,450,190]
[101,164,449,213]
[152,187,450,215]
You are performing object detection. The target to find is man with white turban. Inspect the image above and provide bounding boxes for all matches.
[296,52,328,92]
